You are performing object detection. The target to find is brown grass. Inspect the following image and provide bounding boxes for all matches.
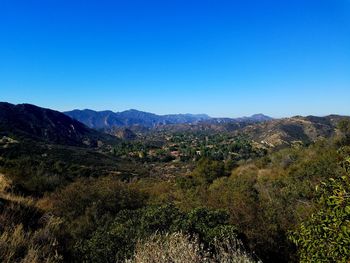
[0,215,63,263]
[126,232,260,263]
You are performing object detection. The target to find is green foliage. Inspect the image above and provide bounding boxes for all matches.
[290,160,350,262]
[51,177,145,219]
[3,121,350,262]
[50,177,147,238]
[182,207,238,244]
[192,158,225,183]
[0,141,148,195]
[175,175,198,189]
[76,204,238,262]
[201,141,343,262]
[337,119,350,146]
[338,119,350,134]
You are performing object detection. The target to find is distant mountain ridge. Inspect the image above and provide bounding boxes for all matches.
[0,102,116,146]
[64,109,272,129]
[1,102,348,149]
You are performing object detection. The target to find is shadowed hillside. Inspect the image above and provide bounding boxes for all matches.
[0,102,117,147]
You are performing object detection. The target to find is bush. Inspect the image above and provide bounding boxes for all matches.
[77,204,238,262]
[290,164,350,262]
[51,176,147,221]
[193,158,225,183]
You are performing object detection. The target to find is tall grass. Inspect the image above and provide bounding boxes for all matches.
[0,212,62,263]
[126,232,261,263]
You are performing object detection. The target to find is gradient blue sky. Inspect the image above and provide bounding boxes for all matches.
[0,0,349,117]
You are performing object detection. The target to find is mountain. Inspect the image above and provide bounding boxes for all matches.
[65,109,211,129]
[242,113,273,122]
[0,102,116,146]
[64,109,272,129]
[5,102,341,148]
[240,115,349,147]
[202,114,273,125]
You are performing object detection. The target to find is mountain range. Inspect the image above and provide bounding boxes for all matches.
[1,102,348,148]
[64,109,273,129]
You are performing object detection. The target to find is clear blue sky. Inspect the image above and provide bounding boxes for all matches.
[0,0,349,117]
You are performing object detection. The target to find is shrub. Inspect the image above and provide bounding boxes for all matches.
[290,169,350,262]
[77,204,238,262]
[51,176,147,221]
[193,158,225,183]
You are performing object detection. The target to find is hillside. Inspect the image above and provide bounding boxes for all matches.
[240,115,348,147]
[1,102,350,263]
[0,102,117,147]
[0,102,147,196]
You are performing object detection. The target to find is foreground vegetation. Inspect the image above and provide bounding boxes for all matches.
[1,119,350,262]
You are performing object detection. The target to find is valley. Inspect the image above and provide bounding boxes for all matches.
[1,102,350,262]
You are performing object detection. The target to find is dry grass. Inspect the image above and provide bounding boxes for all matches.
[0,215,63,263]
[0,173,63,263]
[0,173,35,206]
[211,237,261,263]
[0,173,10,192]
[126,232,260,263]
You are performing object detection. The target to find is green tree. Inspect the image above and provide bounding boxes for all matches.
[290,156,350,262]
[337,119,350,146]
[193,158,225,183]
